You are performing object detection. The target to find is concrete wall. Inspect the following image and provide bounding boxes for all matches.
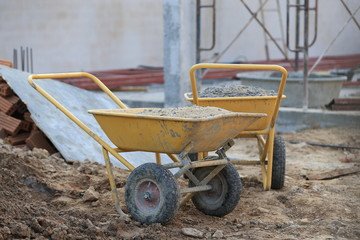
[0,0,359,73]
[0,0,164,72]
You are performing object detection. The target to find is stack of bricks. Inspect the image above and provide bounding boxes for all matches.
[0,75,57,154]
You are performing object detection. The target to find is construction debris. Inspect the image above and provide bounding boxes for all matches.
[0,66,173,168]
[326,98,360,111]
[0,75,57,154]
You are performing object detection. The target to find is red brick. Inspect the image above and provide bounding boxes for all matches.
[0,111,22,136]
[16,101,27,114]
[0,83,14,97]
[0,59,13,68]
[6,95,20,106]
[8,132,30,145]
[0,127,8,139]
[0,96,17,115]
[21,120,31,131]
[26,130,57,154]
[23,112,34,123]
[13,144,27,149]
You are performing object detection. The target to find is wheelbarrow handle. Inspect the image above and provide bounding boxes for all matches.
[28,72,128,109]
[189,63,288,128]
[27,72,135,171]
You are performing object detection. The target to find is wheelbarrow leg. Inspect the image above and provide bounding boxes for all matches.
[257,129,275,191]
[102,148,129,218]
[265,128,275,190]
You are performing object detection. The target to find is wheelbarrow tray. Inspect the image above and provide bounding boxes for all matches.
[184,94,285,131]
[88,108,266,154]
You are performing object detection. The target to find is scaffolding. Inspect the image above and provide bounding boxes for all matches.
[196,0,360,109]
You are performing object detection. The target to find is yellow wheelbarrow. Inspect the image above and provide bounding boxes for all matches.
[28,72,266,224]
[185,63,288,191]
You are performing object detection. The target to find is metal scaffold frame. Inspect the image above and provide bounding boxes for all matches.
[196,0,360,109]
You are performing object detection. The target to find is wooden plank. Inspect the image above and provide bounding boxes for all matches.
[333,98,360,105]
[331,104,360,111]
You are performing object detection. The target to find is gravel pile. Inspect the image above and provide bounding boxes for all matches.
[193,84,277,98]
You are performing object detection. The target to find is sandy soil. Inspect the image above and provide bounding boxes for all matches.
[0,126,359,240]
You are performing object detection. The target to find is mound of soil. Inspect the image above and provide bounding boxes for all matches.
[0,126,359,239]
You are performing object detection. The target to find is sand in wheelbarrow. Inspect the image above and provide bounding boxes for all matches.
[138,106,234,118]
[191,84,277,98]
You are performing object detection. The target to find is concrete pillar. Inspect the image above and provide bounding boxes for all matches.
[163,0,196,107]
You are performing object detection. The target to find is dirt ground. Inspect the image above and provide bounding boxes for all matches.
[0,126,359,240]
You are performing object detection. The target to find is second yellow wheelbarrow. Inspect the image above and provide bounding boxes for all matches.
[185,63,288,191]
[28,72,266,224]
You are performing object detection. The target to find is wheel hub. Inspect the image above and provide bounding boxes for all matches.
[144,191,152,201]
[135,180,161,213]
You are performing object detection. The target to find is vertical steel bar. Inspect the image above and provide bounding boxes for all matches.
[21,46,25,71]
[308,0,318,47]
[294,0,301,71]
[199,0,216,51]
[195,0,203,91]
[196,0,201,64]
[13,49,17,69]
[26,47,29,72]
[30,48,34,73]
[303,0,309,109]
[276,0,289,58]
[259,0,270,60]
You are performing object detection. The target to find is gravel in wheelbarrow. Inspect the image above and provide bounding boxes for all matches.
[88,106,266,154]
[189,84,277,98]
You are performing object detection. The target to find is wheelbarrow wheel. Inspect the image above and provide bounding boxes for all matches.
[189,163,242,217]
[271,135,286,189]
[125,163,180,224]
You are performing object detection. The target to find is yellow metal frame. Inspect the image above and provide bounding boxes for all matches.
[27,72,260,217]
[186,63,288,190]
[27,72,183,169]
[28,72,185,216]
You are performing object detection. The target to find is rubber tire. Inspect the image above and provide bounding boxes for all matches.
[125,163,180,224]
[189,163,242,217]
[271,135,286,189]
